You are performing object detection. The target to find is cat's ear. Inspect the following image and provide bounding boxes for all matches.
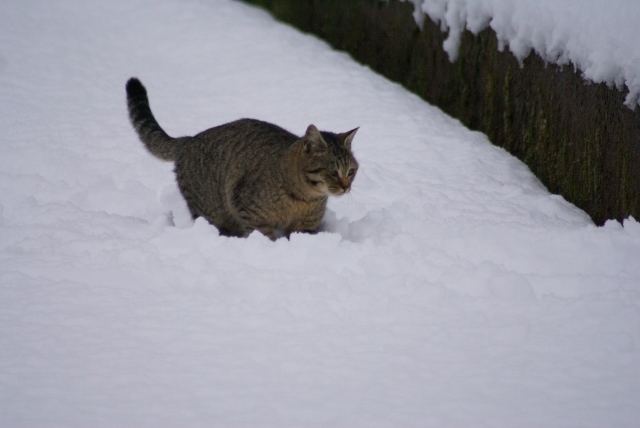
[339,127,359,149]
[303,124,328,154]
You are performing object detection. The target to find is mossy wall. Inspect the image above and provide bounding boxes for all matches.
[243,0,640,225]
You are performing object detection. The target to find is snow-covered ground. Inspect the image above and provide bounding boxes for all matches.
[1,0,639,426]
[408,0,640,108]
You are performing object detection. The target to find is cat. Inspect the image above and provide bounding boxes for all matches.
[126,78,359,240]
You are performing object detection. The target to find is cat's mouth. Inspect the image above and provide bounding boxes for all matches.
[308,178,350,196]
[330,186,350,196]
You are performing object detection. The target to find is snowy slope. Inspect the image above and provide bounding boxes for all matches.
[408,0,640,107]
[1,0,640,427]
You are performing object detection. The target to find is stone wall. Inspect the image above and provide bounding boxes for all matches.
[243,0,640,225]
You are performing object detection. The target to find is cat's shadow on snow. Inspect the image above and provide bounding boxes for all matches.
[318,208,365,242]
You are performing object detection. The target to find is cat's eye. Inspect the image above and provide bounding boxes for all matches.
[347,168,356,177]
[330,171,339,178]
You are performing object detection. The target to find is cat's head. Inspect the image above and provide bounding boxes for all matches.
[300,124,359,196]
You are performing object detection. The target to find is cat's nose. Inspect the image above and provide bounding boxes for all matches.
[339,178,350,192]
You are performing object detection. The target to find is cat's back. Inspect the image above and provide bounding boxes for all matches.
[174,118,299,212]
[194,118,298,154]
[174,119,298,187]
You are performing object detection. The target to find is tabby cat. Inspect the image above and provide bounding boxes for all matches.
[126,78,359,240]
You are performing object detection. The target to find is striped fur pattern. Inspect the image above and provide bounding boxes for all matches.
[126,78,359,240]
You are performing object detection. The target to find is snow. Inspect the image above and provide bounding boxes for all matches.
[408,0,640,108]
[1,0,640,426]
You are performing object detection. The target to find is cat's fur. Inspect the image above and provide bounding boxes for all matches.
[126,78,359,240]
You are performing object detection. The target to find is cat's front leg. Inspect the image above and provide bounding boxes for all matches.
[256,224,278,241]
[284,218,321,239]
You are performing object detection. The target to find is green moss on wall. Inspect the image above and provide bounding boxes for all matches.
[243,0,640,225]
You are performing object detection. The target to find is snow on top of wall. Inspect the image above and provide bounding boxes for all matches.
[408,0,640,108]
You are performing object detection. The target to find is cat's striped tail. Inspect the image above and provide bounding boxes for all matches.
[126,78,186,162]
